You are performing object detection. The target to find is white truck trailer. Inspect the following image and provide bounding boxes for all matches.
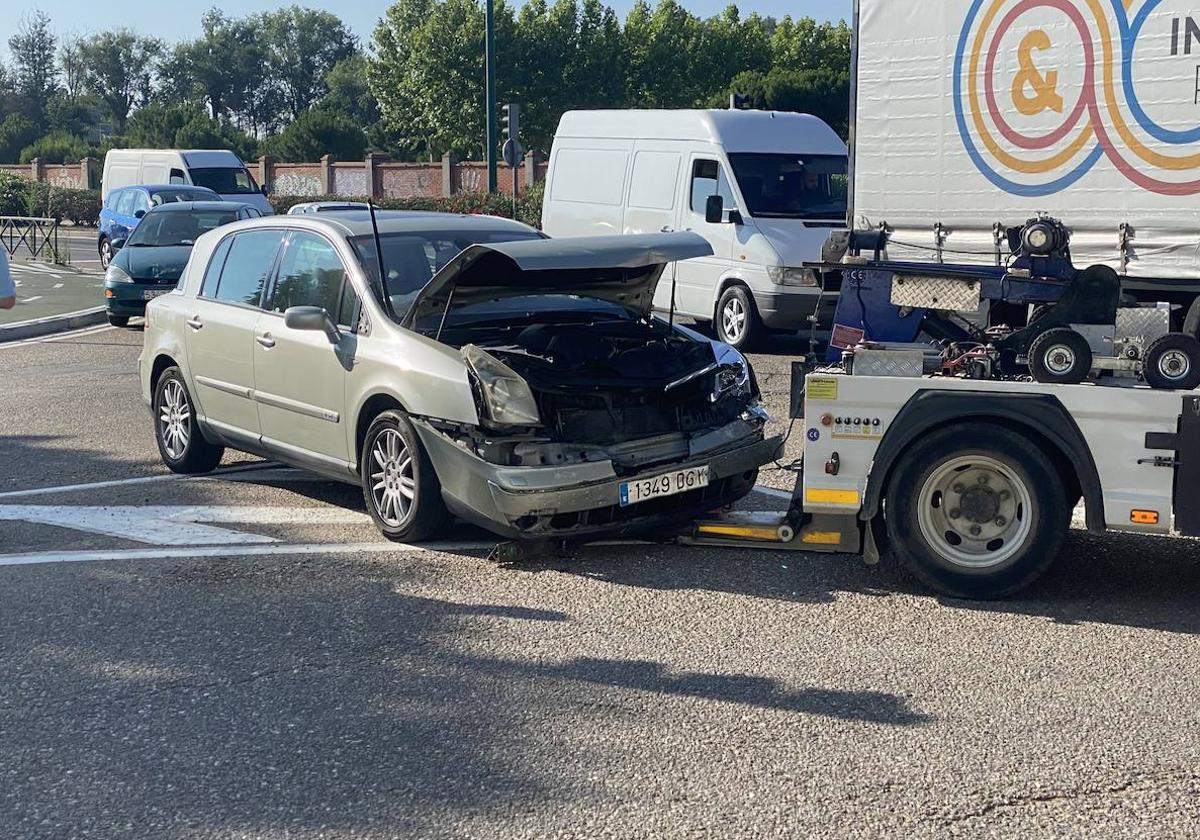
[848,0,1200,333]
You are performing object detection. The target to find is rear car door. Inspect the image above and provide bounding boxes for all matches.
[254,230,358,467]
[183,229,284,442]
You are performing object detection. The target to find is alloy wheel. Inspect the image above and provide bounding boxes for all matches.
[158,379,191,460]
[370,428,415,527]
[722,297,747,344]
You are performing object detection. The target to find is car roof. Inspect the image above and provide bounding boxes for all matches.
[134,185,220,194]
[218,211,540,238]
[146,200,247,213]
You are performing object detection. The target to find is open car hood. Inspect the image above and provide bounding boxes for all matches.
[401,232,713,331]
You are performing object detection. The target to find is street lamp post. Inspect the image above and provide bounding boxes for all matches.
[484,0,498,193]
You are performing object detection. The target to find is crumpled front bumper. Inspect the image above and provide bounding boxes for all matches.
[413,417,783,540]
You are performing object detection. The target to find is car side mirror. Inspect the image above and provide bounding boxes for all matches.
[705,194,724,224]
[111,238,126,252]
[260,184,270,196]
[134,209,146,219]
[284,305,340,344]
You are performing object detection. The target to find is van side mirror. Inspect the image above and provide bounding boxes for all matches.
[284,305,340,344]
[134,209,146,219]
[705,194,724,224]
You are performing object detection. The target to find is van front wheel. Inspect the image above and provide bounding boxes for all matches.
[715,285,760,350]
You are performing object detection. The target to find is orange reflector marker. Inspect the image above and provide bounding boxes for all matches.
[104,289,114,298]
[696,523,784,542]
[801,531,843,545]
[1131,510,1160,525]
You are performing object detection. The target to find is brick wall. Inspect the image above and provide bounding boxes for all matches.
[0,159,97,189]
[263,153,545,199]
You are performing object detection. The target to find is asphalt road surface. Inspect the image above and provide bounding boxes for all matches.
[0,262,104,325]
[2,328,1199,839]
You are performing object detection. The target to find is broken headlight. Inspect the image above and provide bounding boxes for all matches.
[462,344,542,427]
[711,345,753,403]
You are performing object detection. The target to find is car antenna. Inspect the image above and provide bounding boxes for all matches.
[367,200,393,319]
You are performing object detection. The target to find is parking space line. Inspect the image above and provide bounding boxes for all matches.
[0,541,494,567]
[0,462,283,499]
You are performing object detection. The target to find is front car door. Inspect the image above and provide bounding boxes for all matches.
[182,229,284,443]
[254,230,358,470]
[674,156,737,319]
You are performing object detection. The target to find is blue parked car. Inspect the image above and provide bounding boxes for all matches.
[103,201,261,327]
[98,185,220,268]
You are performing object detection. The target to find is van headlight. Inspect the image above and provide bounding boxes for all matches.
[766,266,818,287]
[462,345,542,427]
[106,265,133,283]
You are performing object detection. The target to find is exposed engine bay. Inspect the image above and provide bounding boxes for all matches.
[435,308,762,471]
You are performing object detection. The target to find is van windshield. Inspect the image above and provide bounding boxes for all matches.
[188,167,260,195]
[727,153,848,221]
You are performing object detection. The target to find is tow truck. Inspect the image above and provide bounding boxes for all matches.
[685,218,1200,599]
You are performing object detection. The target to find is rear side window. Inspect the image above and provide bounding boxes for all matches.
[200,237,234,297]
[271,232,348,317]
[106,189,123,210]
[115,190,137,216]
[212,230,282,308]
[550,148,628,206]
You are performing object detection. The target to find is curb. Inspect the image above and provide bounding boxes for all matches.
[0,307,108,343]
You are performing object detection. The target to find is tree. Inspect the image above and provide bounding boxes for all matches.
[124,102,206,148]
[173,113,258,161]
[261,7,359,122]
[19,131,91,164]
[8,12,59,121]
[319,55,380,127]
[77,30,163,131]
[59,35,87,99]
[722,66,851,137]
[0,114,40,163]
[46,93,105,139]
[262,108,367,161]
[623,0,705,107]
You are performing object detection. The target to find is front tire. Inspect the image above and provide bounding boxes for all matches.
[715,285,761,350]
[153,367,224,473]
[885,424,1070,599]
[107,314,129,327]
[1144,333,1200,391]
[361,410,452,542]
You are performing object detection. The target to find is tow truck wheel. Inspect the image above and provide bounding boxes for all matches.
[885,424,1070,599]
[1027,328,1093,385]
[1143,333,1200,391]
[361,410,453,542]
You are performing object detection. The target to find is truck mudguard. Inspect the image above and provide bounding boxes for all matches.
[862,389,1106,533]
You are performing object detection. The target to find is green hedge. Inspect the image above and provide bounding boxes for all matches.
[270,182,545,229]
[0,172,101,226]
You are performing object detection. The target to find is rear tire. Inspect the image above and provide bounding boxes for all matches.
[99,237,112,269]
[715,285,761,350]
[885,424,1070,599]
[1028,328,1092,385]
[1143,333,1200,391]
[153,367,224,474]
[107,314,129,327]
[361,410,453,542]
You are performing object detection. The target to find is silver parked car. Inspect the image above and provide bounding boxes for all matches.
[139,212,780,542]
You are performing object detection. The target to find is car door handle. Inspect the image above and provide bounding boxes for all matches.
[256,332,275,349]
[186,316,203,330]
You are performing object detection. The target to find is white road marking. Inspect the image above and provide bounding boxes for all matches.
[20,296,43,303]
[0,541,495,567]
[0,462,282,498]
[0,324,114,349]
[0,504,371,545]
[53,283,63,289]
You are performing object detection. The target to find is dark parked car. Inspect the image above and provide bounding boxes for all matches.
[98,185,221,268]
[103,201,261,327]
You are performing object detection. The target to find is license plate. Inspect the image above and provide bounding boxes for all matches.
[143,289,170,300]
[619,465,710,508]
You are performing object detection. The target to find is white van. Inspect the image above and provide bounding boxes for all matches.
[102,149,274,215]
[542,110,847,348]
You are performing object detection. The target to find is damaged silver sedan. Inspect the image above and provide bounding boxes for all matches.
[140,211,781,543]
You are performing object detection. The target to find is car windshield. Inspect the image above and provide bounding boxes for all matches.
[127,210,240,247]
[188,167,260,195]
[151,189,217,206]
[351,229,545,321]
[727,153,848,221]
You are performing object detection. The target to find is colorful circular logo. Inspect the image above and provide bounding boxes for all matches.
[956,0,1200,196]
